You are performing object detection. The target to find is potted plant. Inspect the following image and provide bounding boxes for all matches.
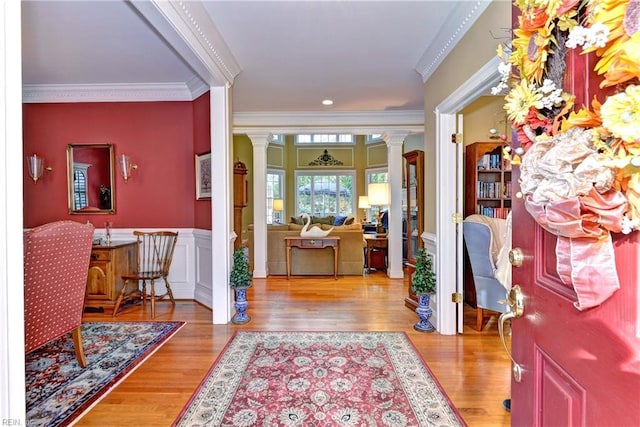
[230,246,252,324]
[411,247,437,332]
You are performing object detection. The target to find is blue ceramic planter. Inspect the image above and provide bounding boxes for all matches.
[231,287,251,324]
[414,293,435,332]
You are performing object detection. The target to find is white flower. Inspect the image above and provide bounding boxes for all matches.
[585,22,610,49]
[567,25,588,49]
[566,23,610,50]
[621,215,638,234]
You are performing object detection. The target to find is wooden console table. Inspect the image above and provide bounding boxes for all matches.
[285,236,340,279]
[364,234,388,272]
[84,241,137,314]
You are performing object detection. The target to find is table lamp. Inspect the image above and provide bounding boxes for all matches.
[358,196,370,222]
[272,198,284,224]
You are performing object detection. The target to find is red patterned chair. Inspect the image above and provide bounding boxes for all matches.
[24,220,94,367]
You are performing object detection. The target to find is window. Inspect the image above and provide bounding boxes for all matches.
[365,168,389,221]
[295,134,354,144]
[73,163,91,210]
[267,169,285,224]
[270,134,284,144]
[295,171,355,217]
[366,134,384,144]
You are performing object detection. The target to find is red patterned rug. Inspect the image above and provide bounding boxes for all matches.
[174,331,465,426]
[26,321,184,427]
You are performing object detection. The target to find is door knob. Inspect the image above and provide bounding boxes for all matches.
[509,248,524,267]
[499,285,524,382]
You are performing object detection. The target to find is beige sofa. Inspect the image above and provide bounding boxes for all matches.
[247,223,365,276]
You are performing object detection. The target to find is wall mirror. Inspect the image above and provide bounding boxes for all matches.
[67,144,115,214]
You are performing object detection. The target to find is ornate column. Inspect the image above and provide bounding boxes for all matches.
[245,133,272,278]
[383,131,408,279]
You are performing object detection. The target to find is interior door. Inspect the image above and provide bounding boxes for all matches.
[456,114,464,333]
[507,32,640,427]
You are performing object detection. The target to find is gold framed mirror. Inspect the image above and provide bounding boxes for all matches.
[67,144,115,214]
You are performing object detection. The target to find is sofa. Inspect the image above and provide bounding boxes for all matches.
[247,220,365,276]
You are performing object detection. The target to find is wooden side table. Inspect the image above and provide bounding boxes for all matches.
[285,236,340,279]
[85,241,137,313]
[364,234,388,272]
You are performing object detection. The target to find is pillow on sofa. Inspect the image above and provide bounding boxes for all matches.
[311,215,335,225]
[344,216,355,225]
[334,215,347,226]
[290,216,304,225]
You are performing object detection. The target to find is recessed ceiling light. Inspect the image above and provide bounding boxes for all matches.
[322,99,333,106]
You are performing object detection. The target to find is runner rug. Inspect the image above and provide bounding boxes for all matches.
[26,321,184,427]
[174,331,465,426]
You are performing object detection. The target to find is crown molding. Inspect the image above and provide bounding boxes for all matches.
[130,0,241,87]
[22,83,197,103]
[415,0,491,83]
[233,110,424,135]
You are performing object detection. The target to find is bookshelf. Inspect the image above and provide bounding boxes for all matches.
[463,142,511,309]
[464,142,511,219]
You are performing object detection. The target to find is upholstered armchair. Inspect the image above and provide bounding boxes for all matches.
[463,214,511,330]
[24,220,94,367]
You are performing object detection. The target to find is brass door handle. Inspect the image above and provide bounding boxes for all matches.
[499,285,524,382]
[509,248,524,267]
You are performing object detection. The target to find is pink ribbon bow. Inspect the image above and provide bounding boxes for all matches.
[525,188,628,310]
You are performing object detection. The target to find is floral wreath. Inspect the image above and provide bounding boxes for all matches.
[494,0,640,310]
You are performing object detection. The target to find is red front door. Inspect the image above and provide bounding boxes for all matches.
[510,178,640,425]
[508,9,640,425]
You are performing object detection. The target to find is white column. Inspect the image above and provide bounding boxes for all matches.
[383,131,408,279]
[210,85,234,324]
[246,133,272,278]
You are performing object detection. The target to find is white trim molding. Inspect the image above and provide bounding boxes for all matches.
[415,1,492,83]
[435,56,501,335]
[22,83,197,104]
[233,110,424,135]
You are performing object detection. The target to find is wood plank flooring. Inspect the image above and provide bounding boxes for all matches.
[78,271,511,426]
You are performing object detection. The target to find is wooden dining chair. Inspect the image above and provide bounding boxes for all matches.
[113,231,178,318]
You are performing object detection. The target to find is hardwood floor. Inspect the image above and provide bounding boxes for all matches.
[78,271,511,426]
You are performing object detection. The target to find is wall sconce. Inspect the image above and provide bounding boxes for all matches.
[272,198,284,224]
[358,195,370,222]
[26,154,52,183]
[117,154,137,183]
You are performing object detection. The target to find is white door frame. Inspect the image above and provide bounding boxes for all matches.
[435,57,502,335]
[1,0,26,420]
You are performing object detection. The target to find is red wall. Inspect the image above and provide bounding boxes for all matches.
[193,92,212,230]
[23,98,211,229]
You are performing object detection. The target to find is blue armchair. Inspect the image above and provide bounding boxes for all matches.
[463,215,511,330]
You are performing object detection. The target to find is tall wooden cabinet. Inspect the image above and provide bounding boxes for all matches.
[403,150,424,309]
[464,142,512,219]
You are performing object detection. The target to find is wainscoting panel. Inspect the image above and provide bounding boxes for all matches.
[102,228,199,301]
[193,229,213,309]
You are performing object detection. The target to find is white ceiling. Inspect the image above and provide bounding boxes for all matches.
[21,1,489,116]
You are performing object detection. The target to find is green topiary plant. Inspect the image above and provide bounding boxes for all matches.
[411,248,437,295]
[230,246,252,289]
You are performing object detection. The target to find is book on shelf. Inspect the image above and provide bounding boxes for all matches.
[475,206,512,219]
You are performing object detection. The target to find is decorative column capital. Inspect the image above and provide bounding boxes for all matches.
[382,131,409,147]
[245,133,273,148]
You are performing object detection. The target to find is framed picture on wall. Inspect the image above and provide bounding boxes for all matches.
[195,152,212,200]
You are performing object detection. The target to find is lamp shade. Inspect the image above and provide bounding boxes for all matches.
[358,196,370,209]
[273,199,284,211]
[368,182,390,206]
[27,154,44,183]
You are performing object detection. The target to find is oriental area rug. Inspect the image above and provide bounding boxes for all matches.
[26,321,184,427]
[174,331,465,426]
